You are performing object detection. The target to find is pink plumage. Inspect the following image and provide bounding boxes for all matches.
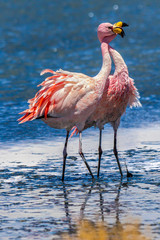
[78,45,141,178]
[85,47,141,130]
[18,21,138,180]
[71,27,141,178]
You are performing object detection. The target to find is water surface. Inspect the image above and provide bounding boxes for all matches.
[0,0,160,239]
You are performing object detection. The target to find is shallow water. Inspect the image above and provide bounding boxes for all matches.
[0,0,160,239]
[1,126,160,239]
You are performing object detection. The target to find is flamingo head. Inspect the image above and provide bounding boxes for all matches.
[97,21,128,43]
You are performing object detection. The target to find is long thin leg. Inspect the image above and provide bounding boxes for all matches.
[79,132,94,179]
[113,129,123,177]
[62,131,70,181]
[97,129,103,178]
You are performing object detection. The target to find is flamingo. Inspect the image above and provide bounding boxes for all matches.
[73,22,141,178]
[18,21,125,181]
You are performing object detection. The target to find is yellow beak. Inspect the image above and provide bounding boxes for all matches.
[112,21,129,38]
[113,21,124,28]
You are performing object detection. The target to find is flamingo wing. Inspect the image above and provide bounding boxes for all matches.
[18,69,95,124]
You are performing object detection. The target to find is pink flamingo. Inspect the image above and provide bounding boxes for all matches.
[18,21,125,181]
[74,22,141,178]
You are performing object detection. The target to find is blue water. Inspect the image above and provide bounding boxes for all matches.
[0,0,160,239]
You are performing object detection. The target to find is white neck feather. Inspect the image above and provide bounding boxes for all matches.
[94,42,111,95]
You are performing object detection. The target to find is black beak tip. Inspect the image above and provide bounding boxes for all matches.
[120,30,125,38]
[122,23,129,27]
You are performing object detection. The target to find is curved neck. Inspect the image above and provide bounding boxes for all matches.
[109,46,128,75]
[94,41,111,83]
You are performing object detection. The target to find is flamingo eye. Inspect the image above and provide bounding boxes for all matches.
[108,26,113,30]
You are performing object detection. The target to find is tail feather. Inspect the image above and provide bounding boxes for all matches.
[128,78,142,108]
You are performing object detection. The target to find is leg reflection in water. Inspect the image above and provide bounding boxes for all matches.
[61,180,150,240]
[62,179,123,229]
[62,183,72,232]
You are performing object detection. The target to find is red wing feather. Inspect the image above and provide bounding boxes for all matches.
[69,126,79,139]
[40,69,56,76]
[18,70,73,124]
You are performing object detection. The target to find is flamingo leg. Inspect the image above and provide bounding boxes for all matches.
[113,129,123,177]
[97,129,103,177]
[62,130,70,181]
[79,132,94,179]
